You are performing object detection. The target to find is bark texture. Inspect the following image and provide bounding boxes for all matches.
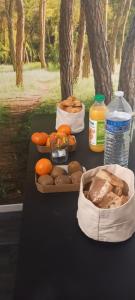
[39,0,46,68]
[16,0,24,87]
[84,0,112,104]
[73,0,85,83]
[59,0,73,100]
[118,16,135,109]
[116,0,132,64]
[5,0,16,71]
[109,0,127,72]
[82,43,90,78]
[102,0,108,41]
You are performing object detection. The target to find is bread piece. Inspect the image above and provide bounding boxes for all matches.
[62,99,73,107]
[70,107,82,113]
[98,192,122,209]
[96,169,112,182]
[96,169,124,188]
[64,107,73,113]
[120,195,128,205]
[71,96,77,101]
[66,96,76,101]
[122,180,129,196]
[89,177,113,204]
[113,186,123,196]
[111,174,124,188]
[72,100,82,107]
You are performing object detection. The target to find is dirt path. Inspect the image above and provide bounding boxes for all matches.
[0,96,41,204]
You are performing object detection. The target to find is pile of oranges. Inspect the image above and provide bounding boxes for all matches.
[32,124,76,176]
[31,124,75,147]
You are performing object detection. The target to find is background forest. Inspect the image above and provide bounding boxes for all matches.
[0,0,135,102]
[0,0,135,205]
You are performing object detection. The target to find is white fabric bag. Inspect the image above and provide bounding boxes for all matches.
[56,104,85,133]
[77,165,135,242]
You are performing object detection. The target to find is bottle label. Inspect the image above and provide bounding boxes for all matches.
[106,119,131,133]
[89,119,105,145]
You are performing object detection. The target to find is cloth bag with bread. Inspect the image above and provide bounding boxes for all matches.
[77,165,135,242]
[56,96,85,133]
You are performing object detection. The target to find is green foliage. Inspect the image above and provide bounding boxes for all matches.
[0,0,134,67]
[0,42,9,63]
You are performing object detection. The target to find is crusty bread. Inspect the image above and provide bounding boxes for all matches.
[120,195,129,205]
[113,186,123,196]
[89,177,113,204]
[96,169,124,188]
[122,180,129,196]
[83,169,129,209]
[98,192,123,209]
[62,99,73,107]
[96,169,112,182]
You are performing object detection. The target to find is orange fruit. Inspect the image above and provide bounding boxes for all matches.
[35,158,53,176]
[50,132,57,139]
[57,124,71,135]
[68,135,76,145]
[46,136,50,147]
[46,132,57,147]
[31,132,48,146]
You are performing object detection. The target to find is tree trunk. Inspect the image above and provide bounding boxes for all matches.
[116,0,132,65]
[16,0,24,87]
[82,44,90,78]
[5,0,16,71]
[109,0,127,73]
[59,0,73,100]
[84,0,112,104]
[118,16,135,109]
[73,0,85,83]
[102,0,108,41]
[39,0,46,68]
[23,42,29,63]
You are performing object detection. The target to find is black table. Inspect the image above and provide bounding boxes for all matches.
[14,114,135,300]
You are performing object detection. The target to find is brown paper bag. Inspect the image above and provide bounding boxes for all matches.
[77,165,135,242]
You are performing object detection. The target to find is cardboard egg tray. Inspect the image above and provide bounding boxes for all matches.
[35,165,86,193]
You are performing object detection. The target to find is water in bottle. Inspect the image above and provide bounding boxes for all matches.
[104,91,132,167]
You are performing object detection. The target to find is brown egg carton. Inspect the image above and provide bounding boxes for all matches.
[36,135,77,153]
[35,165,86,193]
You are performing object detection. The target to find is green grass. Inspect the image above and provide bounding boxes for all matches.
[0,62,119,107]
[0,105,10,124]
[0,63,60,100]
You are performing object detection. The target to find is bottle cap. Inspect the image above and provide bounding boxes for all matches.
[115,91,124,97]
[94,94,105,102]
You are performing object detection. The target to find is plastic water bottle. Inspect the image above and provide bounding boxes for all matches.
[104,91,132,167]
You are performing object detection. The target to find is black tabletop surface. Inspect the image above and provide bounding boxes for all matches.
[14,113,135,300]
